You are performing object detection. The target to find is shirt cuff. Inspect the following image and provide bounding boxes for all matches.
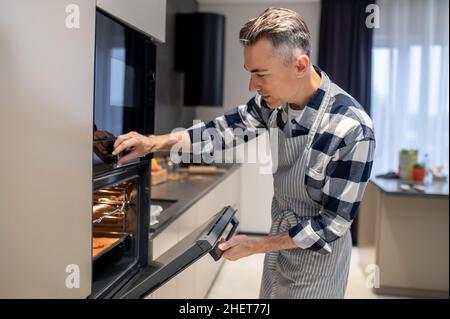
[288,222,332,255]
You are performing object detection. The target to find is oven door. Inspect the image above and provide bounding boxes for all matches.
[111,206,239,299]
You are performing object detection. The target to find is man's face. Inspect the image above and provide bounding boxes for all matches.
[244,38,301,108]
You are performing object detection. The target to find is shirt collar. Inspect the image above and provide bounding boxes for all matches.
[260,65,331,131]
[289,65,330,130]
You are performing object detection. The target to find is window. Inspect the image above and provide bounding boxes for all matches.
[371,0,449,175]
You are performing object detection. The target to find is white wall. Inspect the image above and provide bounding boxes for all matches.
[196,1,322,233]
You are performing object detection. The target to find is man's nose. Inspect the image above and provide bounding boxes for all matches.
[248,76,260,92]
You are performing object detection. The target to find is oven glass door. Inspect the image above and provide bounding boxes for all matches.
[91,163,150,299]
[94,9,155,139]
[111,206,239,299]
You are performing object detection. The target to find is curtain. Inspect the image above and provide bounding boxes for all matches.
[318,0,374,115]
[318,0,375,245]
[371,0,449,175]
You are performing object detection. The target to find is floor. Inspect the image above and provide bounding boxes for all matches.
[207,247,410,299]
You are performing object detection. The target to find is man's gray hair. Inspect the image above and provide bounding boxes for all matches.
[239,7,311,63]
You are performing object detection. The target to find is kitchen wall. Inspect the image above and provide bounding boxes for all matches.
[154,0,198,134]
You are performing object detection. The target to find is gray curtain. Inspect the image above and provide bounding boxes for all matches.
[318,0,374,116]
[318,0,375,245]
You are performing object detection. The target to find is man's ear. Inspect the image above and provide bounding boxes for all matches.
[295,54,310,78]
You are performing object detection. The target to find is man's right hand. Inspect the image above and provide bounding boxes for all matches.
[112,132,160,165]
[112,130,190,165]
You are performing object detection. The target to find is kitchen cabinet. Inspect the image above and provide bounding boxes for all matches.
[150,167,241,298]
[0,0,95,298]
[97,0,166,43]
[358,178,449,298]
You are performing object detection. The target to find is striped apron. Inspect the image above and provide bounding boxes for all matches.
[260,78,352,299]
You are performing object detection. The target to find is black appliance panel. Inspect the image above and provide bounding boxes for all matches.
[93,9,155,174]
[175,13,225,106]
[94,10,156,137]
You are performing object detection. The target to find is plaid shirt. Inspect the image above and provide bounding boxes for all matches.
[187,67,375,254]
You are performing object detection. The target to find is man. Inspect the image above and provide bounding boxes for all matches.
[112,7,375,298]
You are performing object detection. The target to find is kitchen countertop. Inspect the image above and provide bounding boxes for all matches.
[371,177,449,198]
[149,164,241,237]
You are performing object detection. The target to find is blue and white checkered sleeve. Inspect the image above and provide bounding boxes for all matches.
[186,96,269,155]
[288,138,375,254]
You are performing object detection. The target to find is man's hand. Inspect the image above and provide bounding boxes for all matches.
[218,232,298,261]
[112,132,152,164]
[112,131,191,165]
[218,235,263,261]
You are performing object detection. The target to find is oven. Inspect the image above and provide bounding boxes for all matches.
[0,2,239,299]
[91,9,239,299]
[91,163,150,298]
[93,8,156,175]
[90,161,239,299]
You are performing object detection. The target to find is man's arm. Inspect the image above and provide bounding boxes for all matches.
[186,96,269,155]
[288,138,375,254]
[112,95,269,164]
[219,137,375,260]
[112,130,191,164]
[218,232,297,261]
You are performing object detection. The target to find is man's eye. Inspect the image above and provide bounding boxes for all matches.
[256,74,266,78]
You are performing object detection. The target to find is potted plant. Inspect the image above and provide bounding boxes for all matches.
[412,162,426,182]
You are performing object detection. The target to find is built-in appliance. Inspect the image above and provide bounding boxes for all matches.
[175,13,225,106]
[91,9,239,299]
[93,8,156,175]
[94,9,155,138]
[91,164,238,298]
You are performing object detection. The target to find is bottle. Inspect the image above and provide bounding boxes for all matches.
[423,153,432,185]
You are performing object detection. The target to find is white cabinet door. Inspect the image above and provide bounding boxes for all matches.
[0,0,95,298]
[152,218,179,260]
[97,0,166,42]
[194,196,218,298]
[151,218,178,298]
[176,204,199,299]
[151,204,198,299]
[151,167,242,299]
[195,168,242,298]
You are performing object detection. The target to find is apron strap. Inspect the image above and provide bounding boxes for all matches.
[267,71,332,152]
[306,73,332,151]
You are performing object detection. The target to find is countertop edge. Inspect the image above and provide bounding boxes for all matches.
[370,178,449,199]
[149,164,241,237]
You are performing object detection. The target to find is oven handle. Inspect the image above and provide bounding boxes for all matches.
[226,215,239,241]
[93,169,128,182]
[208,215,239,261]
